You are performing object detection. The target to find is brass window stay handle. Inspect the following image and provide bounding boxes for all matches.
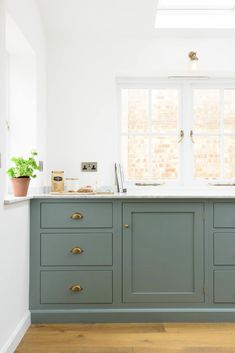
[190,130,195,143]
[178,130,184,143]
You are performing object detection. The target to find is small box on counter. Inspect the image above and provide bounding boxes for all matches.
[51,171,64,192]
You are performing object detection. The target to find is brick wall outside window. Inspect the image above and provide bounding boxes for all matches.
[121,86,235,182]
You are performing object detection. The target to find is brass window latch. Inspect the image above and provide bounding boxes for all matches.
[178,130,184,143]
[190,130,195,143]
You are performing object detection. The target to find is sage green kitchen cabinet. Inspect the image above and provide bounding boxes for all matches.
[214,270,235,303]
[41,232,113,266]
[213,202,235,228]
[123,202,204,303]
[41,270,113,304]
[30,198,235,323]
[214,233,235,265]
[40,202,113,228]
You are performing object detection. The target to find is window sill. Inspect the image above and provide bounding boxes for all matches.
[4,195,34,205]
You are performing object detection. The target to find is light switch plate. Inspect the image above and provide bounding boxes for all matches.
[39,160,44,172]
[81,162,98,172]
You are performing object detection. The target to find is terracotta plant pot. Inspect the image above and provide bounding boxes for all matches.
[11,177,30,197]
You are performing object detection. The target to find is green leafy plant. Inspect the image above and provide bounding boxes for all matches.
[7,150,40,178]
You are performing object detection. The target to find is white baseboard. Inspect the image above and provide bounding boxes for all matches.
[0,311,31,353]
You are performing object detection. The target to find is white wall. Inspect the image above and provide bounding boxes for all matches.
[0,0,46,352]
[7,54,37,161]
[47,34,235,187]
[0,203,30,353]
[6,0,47,190]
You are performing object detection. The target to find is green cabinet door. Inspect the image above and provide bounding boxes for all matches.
[123,202,204,303]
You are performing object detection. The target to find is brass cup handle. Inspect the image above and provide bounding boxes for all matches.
[70,247,84,254]
[70,284,83,292]
[70,212,83,220]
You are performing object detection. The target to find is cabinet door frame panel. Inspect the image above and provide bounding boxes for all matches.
[123,202,204,303]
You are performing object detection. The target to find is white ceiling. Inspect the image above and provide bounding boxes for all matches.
[36,0,158,36]
[36,0,235,37]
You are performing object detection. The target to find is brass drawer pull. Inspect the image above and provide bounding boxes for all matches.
[124,224,129,228]
[70,284,83,292]
[70,247,84,254]
[70,212,83,220]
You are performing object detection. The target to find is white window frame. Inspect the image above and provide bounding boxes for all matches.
[117,77,235,187]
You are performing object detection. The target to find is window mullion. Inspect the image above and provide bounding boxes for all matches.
[182,82,194,186]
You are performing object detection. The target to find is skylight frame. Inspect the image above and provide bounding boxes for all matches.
[155,0,235,29]
[157,0,235,11]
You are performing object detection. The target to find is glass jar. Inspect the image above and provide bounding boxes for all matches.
[65,178,80,192]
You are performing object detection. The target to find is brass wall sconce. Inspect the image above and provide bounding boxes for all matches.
[188,51,199,61]
[188,51,199,71]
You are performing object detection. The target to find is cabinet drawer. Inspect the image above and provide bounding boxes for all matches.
[40,202,113,228]
[214,233,235,265]
[214,203,235,228]
[41,233,113,266]
[214,271,235,303]
[41,271,112,304]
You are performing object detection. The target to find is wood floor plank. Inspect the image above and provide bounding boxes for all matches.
[15,323,235,353]
[16,348,133,353]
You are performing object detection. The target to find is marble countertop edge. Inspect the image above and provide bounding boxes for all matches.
[5,188,235,204]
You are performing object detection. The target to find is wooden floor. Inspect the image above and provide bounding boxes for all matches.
[15,323,235,353]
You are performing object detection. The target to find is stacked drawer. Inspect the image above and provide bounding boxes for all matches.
[40,202,113,304]
[213,202,235,303]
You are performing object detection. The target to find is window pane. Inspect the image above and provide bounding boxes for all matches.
[193,89,220,133]
[125,136,148,180]
[152,137,179,179]
[152,90,179,132]
[194,136,220,179]
[224,137,235,178]
[122,89,148,133]
[224,90,235,133]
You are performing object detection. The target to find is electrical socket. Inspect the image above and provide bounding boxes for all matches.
[81,162,98,172]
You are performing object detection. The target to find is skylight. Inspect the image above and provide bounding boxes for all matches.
[155,0,235,29]
[158,0,235,10]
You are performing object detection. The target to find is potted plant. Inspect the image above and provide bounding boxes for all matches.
[7,150,40,197]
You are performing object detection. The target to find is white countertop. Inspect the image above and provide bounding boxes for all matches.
[5,186,235,204]
[37,188,235,199]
